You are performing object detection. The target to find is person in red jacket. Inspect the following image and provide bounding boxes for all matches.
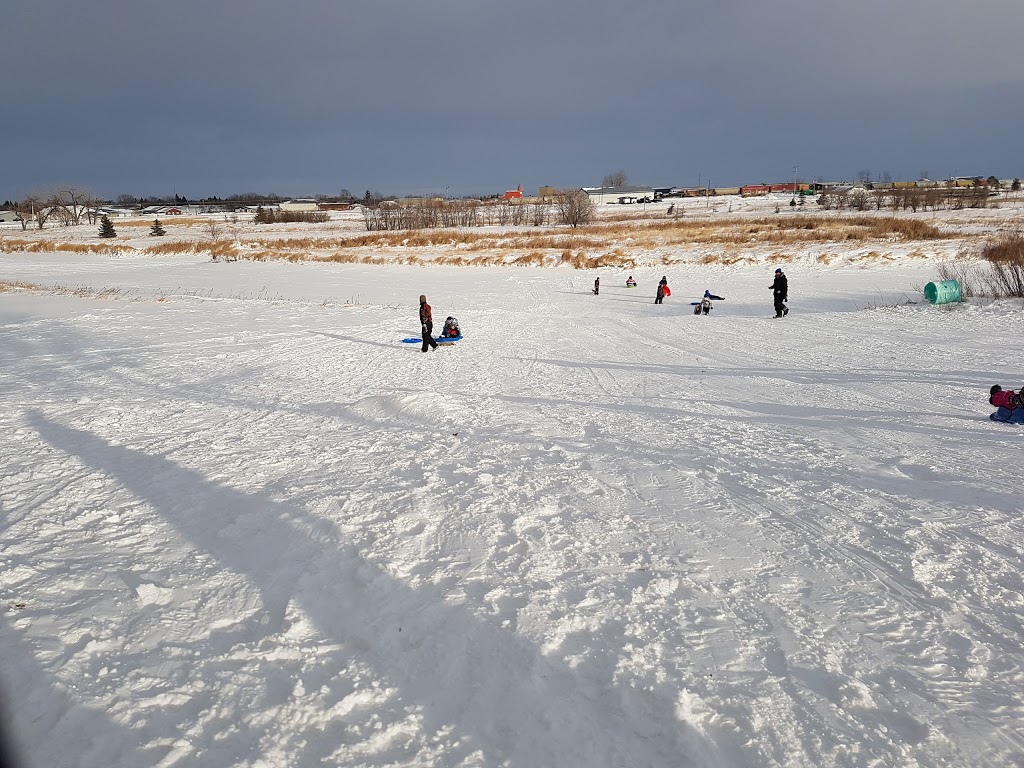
[419,294,438,352]
[990,385,1023,410]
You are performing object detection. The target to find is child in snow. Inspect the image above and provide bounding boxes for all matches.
[990,385,1023,410]
[626,276,637,287]
[655,276,669,304]
[989,385,1024,423]
[694,289,724,315]
[441,316,461,338]
[593,277,600,295]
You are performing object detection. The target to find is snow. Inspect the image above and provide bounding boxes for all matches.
[2,198,1023,767]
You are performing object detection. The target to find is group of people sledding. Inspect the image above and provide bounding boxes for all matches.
[594,268,789,317]
[420,283,1017,428]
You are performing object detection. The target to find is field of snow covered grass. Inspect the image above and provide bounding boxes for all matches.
[2,197,1023,767]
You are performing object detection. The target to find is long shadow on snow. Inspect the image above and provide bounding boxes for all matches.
[28,411,717,768]
[309,330,402,350]
[0,612,160,767]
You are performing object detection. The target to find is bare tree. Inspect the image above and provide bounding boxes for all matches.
[14,195,43,231]
[553,189,594,228]
[602,170,629,188]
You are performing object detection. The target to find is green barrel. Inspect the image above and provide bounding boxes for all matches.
[924,279,961,305]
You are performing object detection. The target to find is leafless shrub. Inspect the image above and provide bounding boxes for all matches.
[552,189,594,229]
[937,253,982,298]
[978,232,1024,297]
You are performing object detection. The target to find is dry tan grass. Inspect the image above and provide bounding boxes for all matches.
[0,239,138,255]
[0,280,45,292]
[4,210,957,270]
[0,280,126,299]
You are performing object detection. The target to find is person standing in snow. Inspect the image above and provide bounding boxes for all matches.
[593,277,600,295]
[655,276,668,304]
[770,268,789,318]
[419,294,438,352]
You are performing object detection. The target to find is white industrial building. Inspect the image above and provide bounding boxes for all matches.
[279,199,319,212]
[581,185,656,204]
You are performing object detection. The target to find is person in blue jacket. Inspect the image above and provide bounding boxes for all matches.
[694,289,724,315]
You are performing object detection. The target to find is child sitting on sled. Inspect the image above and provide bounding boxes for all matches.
[989,385,1024,423]
[441,316,461,338]
[625,276,637,287]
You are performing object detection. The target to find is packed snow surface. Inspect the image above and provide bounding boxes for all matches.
[2,222,1023,767]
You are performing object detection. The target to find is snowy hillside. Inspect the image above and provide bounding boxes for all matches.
[2,201,1023,767]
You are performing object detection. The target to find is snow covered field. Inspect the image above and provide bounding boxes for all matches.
[2,202,1023,767]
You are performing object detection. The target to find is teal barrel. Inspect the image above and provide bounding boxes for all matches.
[924,279,961,305]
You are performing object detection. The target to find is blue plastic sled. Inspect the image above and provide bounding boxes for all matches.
[402,335,463,344]
[990,407,1024,424]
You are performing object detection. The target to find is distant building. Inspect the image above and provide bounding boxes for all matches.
[582,185,656,204]
[280,199,319,212]
[503,184,523,200]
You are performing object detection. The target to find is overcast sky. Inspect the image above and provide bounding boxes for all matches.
[3,0,1022,201]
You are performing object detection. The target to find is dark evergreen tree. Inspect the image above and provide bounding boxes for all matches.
[99,215,117,238]
[150,219,166,236]
[1012,179,1021,192]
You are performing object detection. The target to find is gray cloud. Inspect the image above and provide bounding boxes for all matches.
[2,0,1022,199]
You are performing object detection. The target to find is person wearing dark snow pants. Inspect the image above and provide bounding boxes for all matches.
[655,276,668,304]
[419,294,438,352]
[770,268,789,317]
[593,277,600,295]
[695,290,724,315]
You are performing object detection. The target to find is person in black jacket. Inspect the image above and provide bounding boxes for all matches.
[419,294,438,352]
[655,276,668,304]
[770,268,789,318]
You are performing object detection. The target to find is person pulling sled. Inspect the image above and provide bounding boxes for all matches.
[655,276,670,304]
